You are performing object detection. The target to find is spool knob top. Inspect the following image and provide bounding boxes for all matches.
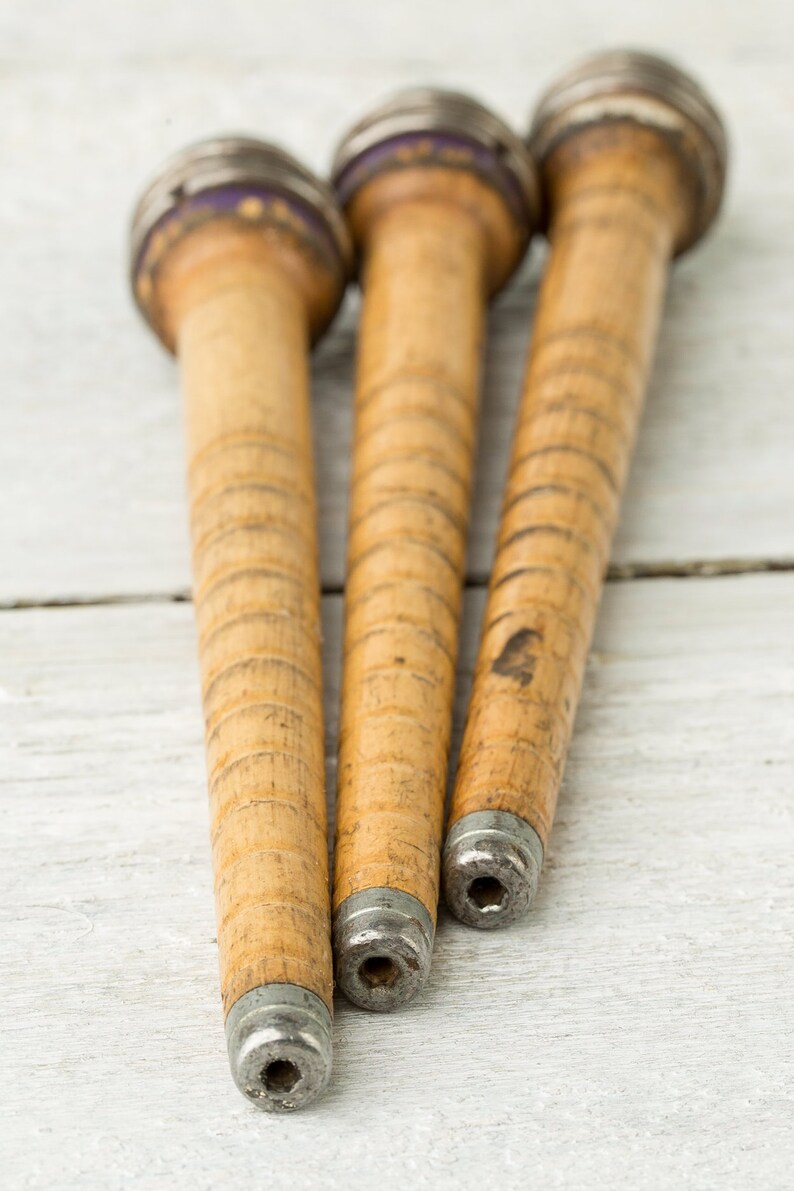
[130,136,352,348]
[332,87,542,290]
[528,49,728,252]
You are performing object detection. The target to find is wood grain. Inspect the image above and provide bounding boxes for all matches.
[1,3,793,1185]
[1,45,793,603]
[155,220,333,1014]
[1,575,791,1188]
[335,169,520,917]
[449,126,685,848]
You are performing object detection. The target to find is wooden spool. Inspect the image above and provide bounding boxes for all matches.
[130,137,351,1108]
[443,50,728,928]
[331,90,540,1008]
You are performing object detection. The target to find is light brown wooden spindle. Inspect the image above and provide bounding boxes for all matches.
[331,94,538,1006]
[443,51,727,929]
[452,128,679,843]
[130,140,350,1108]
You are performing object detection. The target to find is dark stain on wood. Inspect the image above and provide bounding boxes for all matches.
[491,627,543,687]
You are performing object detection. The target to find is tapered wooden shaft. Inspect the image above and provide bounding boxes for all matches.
[331,91,538,1007]
[443,51,727,928]
[452,129,678,842]
[170,224,331,1016]
[337,189,487,916]
[130,139,350,1108]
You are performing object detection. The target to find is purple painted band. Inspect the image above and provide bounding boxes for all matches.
[333,131,533,228]
[132,182,345,285]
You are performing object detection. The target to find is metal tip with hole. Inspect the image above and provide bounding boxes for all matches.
[443,810,544,929]
[333,888,434,1012]
[225,984,332,1112]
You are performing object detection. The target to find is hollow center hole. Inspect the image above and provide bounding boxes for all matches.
[261,1059,300,1094]
[467,876,507,912]
[359,955,400,989]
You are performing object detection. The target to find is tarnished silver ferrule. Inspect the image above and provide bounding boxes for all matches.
[225,983,333,1112]
[129,135,352,345]
[443,810,544,929]
[333,888,435,1012]
[528,48,728,251]
[131,135,351,278]
[331,86,541,234]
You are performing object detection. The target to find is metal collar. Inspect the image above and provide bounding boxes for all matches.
[130,135,352,278]
[529,49,728,248]
[332,86,541,227]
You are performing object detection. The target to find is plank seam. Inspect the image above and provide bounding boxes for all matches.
[1,557,793,610]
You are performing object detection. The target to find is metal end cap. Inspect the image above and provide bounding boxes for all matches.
[333,888,434,1012]
[225,984,332,1112]
[332,86,540,231]
[529,48,728,249]
[443,810,543,929]
[130,134,352,286]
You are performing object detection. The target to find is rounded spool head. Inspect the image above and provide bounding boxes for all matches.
[443,810,544,929]
[528,48,728,253]
[129,135,352,347]
[333,889,434,1012]
[331,87,542,285]
[225,984,333,1112]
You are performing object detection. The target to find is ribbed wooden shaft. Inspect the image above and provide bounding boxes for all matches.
[162,222,331,1016]
[449,126,685,847]
[334,191,489,919]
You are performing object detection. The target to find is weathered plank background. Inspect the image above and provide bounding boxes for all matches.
[1,2,792,1187]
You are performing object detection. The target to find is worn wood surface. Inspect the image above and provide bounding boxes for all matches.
[1,577,792,1188]
[450,126,687,853]
[1,2,793,1187]
[335,168,519,921]
[156,219,339,1016]
[1,4,793,604]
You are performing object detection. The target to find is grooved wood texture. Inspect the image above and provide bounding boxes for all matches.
[3,29,793,606]
[3,577,793,1190]
[334,176,504,917]
[449,129,684,847]
[3,6,793,1187]
[162,221,332,1014]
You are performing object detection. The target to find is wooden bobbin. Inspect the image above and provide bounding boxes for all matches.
[331,90,540,1007]
[443,50,728,928]
[130,138,351,1108]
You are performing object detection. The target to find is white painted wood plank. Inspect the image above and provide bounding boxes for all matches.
[0,13,793,602]
[1,572,791,1189]
[1,1,791,67]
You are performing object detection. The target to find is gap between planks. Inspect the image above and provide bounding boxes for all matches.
[0,555,792,611]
